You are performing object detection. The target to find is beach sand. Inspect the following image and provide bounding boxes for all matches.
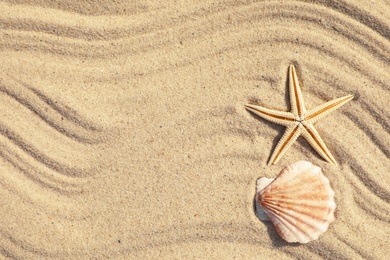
[0,0,389,259]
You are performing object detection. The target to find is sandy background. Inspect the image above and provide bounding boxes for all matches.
[0,0,389,259]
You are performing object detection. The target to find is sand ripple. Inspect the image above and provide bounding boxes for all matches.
[0,1,389,259]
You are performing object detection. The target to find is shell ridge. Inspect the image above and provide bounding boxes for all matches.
[262,200,331,225]
[261,183,335,205]
[261,190,336,221]
[262,198,335,217]
[265,206,313,243]
[262,193,333,203]
[264,191,335,203]
[265,210,305,243]
[262,169,325,195]
[273,205,325,243]
[261,180,331,197]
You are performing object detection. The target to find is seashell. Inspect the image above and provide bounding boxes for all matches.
[255,161,336,243]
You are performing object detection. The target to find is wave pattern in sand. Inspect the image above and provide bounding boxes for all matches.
[0,0,389,259]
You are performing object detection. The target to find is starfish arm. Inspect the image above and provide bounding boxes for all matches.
[301,122,337,165]
[289,65,306,118]
[268,124,302,165]
[245,104,296,126]
[305,94,353,124]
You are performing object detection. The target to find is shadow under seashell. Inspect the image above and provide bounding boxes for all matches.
[255,161,336,244]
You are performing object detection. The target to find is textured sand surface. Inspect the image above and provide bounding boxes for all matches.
[0,0,389,259]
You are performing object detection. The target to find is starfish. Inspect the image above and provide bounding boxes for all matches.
[245,65,353,165]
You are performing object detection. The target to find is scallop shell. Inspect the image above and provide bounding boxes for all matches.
[255,161,336,243]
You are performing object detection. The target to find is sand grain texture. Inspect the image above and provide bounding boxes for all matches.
[0,0,389,259]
